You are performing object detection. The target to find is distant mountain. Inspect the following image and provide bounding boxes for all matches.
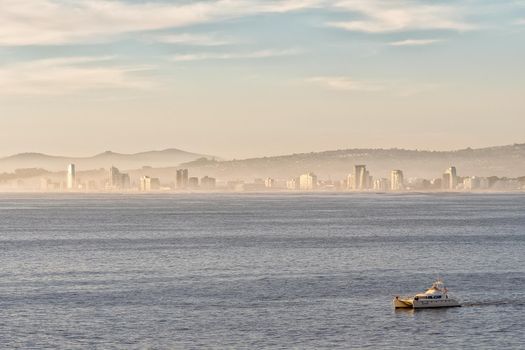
[0,148,216,172]
[178,143,525,180]
[2,143,525,181]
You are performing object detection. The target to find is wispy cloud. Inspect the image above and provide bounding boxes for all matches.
[389,39,443,46]
[152,33,234,46]
[306,75,440,96]
[0,0,322,46]
[329,0,473,33]
[306,76,385,92]
[172,49,301,62]
[0,57,154,95]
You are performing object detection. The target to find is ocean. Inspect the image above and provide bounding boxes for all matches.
[0,193,524,349]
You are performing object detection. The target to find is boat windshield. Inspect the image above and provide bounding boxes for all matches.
[432,280,445,290]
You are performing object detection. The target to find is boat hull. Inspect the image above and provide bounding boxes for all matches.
[393,297,413,308]
[412,299,460,309]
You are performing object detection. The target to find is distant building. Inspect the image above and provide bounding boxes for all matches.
[67,164,76,190]
[227,180,245,191]
[442,166,458,190]
[244,181,266,191]
[188,177,199,188]
[264,177,276,188]
[479,177,490,189]
[299,173,317,190]
[406,178,431,191]
[463,176,480,191]
[462,176,489,191]
[140,176,160,191]
[176,169,189,189]
[390,170,404,191]
[430,178,442,190]
[353,165,369,191]
[200,176,216,189]
[109,166,130,190]
[41,178,60,191]
[286,177,299,190]
[346,174,353,190]
[373,178,389,192]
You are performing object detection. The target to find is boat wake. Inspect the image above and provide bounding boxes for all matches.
[462,300,525,307]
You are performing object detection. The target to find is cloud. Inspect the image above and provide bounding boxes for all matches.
[151,33,234,46]
[306,76,385,92]
[0,0,484,47]
[0,57,154,95]
[0,0,322,46]
[389,39,443,46]
[329,0,473,33]
[172,48,301,62]
[306,75,440,96]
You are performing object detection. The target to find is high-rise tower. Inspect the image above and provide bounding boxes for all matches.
[390,170,404,191]
[67,164,76,190]
[442,166,457,190]
[353,165,368,190]
[176,169,189,189]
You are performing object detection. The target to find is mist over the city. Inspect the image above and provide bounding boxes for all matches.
[1,143,525,192]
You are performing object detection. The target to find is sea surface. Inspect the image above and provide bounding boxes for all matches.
[0,193,524,349]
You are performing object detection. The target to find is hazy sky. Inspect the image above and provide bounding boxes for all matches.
[1,0,524,159]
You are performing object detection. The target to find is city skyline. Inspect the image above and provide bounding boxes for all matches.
[7,160,525,193]
[2,142,525,183]
[1,0,524,158]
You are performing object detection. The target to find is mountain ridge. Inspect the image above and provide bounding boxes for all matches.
[0,148,217,172]
[178,143,525,179]
[1,143,525,179]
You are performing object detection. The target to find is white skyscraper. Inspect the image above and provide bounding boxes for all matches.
[442,166,458,190]
[67,164,76,190]
[299,173,318,190]
[390,170,404,191]
[346,174,354,190]
[353,165,368,190]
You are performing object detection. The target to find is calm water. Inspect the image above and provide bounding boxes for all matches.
[0,193,524,349]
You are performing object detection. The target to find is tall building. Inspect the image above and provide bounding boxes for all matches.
[390,170,404,191]
[109,166,121,188]
[67,163,76,190]
[353,165,369,191]
[200,176,216,189]
[442,166,458,190]
[109,166,130,190]
[299,173,317,190]
[176,169,189,189]
[140,176,160,191]
[346,174,354,190]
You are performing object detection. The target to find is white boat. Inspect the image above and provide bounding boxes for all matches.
[393,280,461,309]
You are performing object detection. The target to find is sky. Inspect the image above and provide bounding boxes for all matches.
[0,0,524,159]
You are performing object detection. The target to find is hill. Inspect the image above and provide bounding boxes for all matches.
[0,148,216,172]
[2,143,525,181]
[178,143,525,180]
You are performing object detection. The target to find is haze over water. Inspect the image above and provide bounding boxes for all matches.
[1,193,524,348]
